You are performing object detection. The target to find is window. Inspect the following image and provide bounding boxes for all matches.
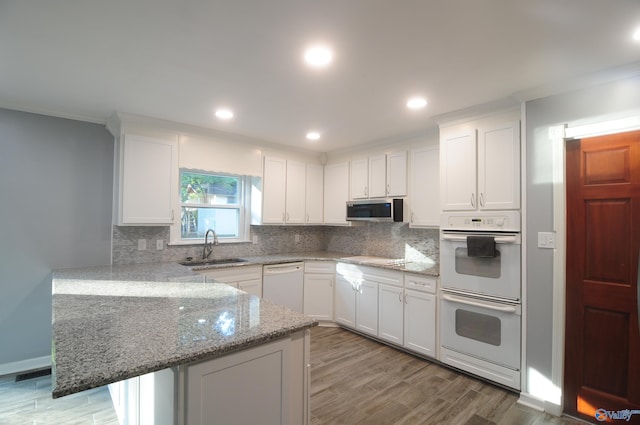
[171,170,251,244]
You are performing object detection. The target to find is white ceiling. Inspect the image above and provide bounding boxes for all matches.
[1,0,640,152]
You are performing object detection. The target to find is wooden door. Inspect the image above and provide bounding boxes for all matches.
[565,131,640,423]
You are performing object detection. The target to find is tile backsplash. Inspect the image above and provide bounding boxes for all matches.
[112,223,439,270]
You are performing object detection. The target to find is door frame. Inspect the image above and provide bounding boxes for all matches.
[546,117,640,416]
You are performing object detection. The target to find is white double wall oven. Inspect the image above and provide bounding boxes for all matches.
[439,211,522,390]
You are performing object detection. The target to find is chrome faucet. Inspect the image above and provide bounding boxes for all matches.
[203,229,219,259]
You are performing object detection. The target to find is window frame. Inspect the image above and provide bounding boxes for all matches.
[169,169,252,245]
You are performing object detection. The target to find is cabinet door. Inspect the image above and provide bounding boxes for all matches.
[305,164,324,224]
[262,156,287,224]
[120,134,177,225]
[386,151,407,197]
[403,290,436,357]
[409,146,440,227]
[440,130,477,211]
[238,278,262,297]
[184,338,291,425]
[378,284,404,345]
[368,154,387,198]
[323,162,350,225]
[356,281,378,336]
[285,160,306,224]
[478,122,520,210]
[334,274,356,327]
[303,273,334,321]
[350,158,369,199]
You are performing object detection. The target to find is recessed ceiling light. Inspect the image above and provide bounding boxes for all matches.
[633,27,640,41]
[215,108,234,120]
[304,45,333,67]
[406,97,427,110]
[306,131,321,140]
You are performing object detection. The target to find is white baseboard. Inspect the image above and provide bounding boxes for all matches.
[518,392,546,412]
[0,355,51,376]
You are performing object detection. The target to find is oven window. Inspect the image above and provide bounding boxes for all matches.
[455,309,501,346]
[454,248,501,278]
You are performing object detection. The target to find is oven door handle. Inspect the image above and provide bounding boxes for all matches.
[441,234,520,244]
[442,293,519,313]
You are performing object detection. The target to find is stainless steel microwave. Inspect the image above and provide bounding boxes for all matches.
[346,199,404,222]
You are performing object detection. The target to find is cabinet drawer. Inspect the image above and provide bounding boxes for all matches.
[304,261,335,274]
[361,266,402,287]
[197,265,262,283]
[404,274,437,294]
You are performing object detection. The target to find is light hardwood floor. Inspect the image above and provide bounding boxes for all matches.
[0,326,587,424]
[310,326,586,425]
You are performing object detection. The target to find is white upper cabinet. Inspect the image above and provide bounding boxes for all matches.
[368,154,387,198]
[305,163,324,224]
[478,122,521,210]
[323,162,350,225]
[285,160,306,224]
[262,156,288,224]
[117,134,178,225]
[350,158,369,199]
[386,151,408,197]
[440,121,519,211]
[409,146,440,227]
[350,152,407,200]
[262,156,324,225]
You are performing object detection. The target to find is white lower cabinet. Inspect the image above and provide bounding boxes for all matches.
[303,261,335,322]
[378,283,404,345]
[196,265,263,297]
[181,331,309,425]
[403,289,436,357]
[334,271,356,328]
[355,280,378,336]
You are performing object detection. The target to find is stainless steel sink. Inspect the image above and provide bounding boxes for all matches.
[179,258,248,266]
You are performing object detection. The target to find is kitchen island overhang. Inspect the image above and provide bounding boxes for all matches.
[51,265,317,424]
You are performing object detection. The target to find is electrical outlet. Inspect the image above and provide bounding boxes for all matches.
[137,239,147,251]
[156,239,164,250]
[537,232,556,249]
[295,234,300,243]
[252,235,258,245]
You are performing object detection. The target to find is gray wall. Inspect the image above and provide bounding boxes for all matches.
[525,75,640,398]
[0,109,113,369]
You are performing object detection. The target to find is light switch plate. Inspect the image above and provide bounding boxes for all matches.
[137,239,147,251]
[537,232,556,249]
[156,239,163,250]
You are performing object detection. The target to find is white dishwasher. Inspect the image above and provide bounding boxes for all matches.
[262,262,304,313]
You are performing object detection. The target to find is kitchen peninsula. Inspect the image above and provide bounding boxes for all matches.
[52,262,317,425]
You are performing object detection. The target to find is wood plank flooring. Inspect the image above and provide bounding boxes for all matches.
[0,371,118,424]
[0,326,587,424]
[310,326,586,425]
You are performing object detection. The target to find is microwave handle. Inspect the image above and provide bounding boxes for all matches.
[441,234,519,244]
[442,293,518,313]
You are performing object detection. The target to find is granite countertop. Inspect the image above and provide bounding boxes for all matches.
[52,251,437,398]
[52,267,317,398]
[187,250,439,277]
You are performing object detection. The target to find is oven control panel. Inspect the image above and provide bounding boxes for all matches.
[440,211,520,232]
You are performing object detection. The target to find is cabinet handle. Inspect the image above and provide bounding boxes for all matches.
[480,193,485,207]
[471,193,476,208]
[171,209,174,221]
[411,212,414,223]
[404,293,408,304]
[364,187,368,197]
[387,184,390,195]
[398,292,402,303]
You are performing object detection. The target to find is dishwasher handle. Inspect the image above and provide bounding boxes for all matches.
[263,263,303,275]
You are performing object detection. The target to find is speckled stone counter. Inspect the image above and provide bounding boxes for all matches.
[52,265,317,398]
[188,250,440,277]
